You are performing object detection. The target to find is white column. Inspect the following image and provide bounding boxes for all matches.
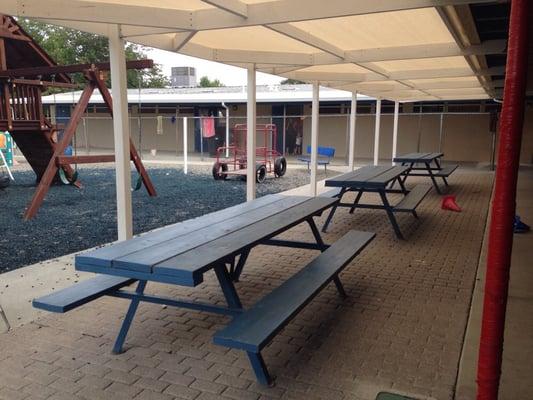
[373,98,382,166]
[391,101,400,165]
[108,24,133,241]
[246,65,256,201]
[183,117,188,174]
[348,91,357,170]
[310,82,320,196]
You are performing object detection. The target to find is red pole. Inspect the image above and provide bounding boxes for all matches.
[476,1,530,399]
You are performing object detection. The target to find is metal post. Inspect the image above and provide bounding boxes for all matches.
[392,101,400,165]
[246,65,256,201]
[348,91,357,170]
[310,82,320,196]
[477,0,529,398]
[438,112,444,152]
[373,99,381,166]
[282,105,287,156]
[222,102,230,157]
[108,24,133,241]
[417,105,423,152]
[183,116,188,174]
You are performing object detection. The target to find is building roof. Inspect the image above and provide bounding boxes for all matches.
[42,84,370,105]
[0,1,512,102]
[0,14,70,83]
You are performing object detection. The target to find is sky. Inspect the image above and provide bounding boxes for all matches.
[146,48,284,86]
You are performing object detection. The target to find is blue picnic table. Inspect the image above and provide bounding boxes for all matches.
[393,152,458,194]
[322,165,432,239]
[33,194,375,385]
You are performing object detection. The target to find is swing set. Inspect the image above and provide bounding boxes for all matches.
[0,14,156,219]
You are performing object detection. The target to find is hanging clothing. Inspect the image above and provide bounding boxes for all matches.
[201,117,216,138]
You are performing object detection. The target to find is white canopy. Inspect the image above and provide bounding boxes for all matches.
[2,0,504,101]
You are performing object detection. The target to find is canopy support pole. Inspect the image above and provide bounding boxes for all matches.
[476,0,529,398]
[310,81,320,196]
[108,24,133,241]
[373,99,381,166]
[392,101,399,165]
[183,116,188,174]
[348,91,357,171]
[246,64,256,201]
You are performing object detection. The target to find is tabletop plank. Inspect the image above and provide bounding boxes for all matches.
[76,194,287,268]
[153,197,337,282]
[326,165,407,188]
[112,196,312,272]
[365,166,410,186]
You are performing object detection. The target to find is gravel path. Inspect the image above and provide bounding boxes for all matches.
[0,165,325,273]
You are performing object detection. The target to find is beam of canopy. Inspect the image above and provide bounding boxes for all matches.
[0,0,508,100]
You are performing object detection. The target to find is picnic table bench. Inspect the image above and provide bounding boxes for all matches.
[298,145,335,172]
[393,152,457,194]
[33,194,375,385]
[322,165,432,239]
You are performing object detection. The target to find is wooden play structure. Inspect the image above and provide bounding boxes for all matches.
[0,15,156,219]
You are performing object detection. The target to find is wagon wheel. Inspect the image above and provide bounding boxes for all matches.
[274,157,287,177]
[256,164,267,183]
[212,162,228,180]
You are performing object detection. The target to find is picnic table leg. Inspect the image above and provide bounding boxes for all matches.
[378,190,404,240]
[397,176,408,195]
[214,264,243,309]
[113,280,147,354]
[424,161,442,194]
[434,158,449,186]
[247,352,273,386]
[232,249,250,282]
[333,276,347,298]
[307,217,328,250]
[349,190,363,214]
[321,188,346,232]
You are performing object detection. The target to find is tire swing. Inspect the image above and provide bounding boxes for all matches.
[131,77,144,192]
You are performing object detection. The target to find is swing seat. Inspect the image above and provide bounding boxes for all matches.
[132,174,143,191]
[58,168,79,185]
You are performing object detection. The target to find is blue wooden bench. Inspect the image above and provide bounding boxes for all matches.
[33,275,136,313]
[213,230,375,385]
[393,183,432,218]
[298,145,335,172]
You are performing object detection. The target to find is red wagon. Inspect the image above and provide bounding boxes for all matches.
[212,124,287,183]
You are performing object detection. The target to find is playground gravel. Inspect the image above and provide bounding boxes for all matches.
[0,164,327,273]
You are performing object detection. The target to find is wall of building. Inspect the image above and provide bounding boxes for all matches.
[66,103,533,165]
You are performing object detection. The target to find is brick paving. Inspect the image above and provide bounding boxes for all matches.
[0,170,493,400]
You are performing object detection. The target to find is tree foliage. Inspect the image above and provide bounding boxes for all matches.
[280,78,305,85]
[17,19,169,89]
[198,76,225,87]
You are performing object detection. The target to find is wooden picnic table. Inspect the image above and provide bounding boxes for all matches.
[322,165,432,239]
[393,152,457,194]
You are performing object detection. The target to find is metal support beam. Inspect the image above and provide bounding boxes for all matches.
[348,91,357,170]
[476,0,530,398]
[373,99,381,166]
[183,116,188,174]
[310,82,320,196]
[108,24,133,240]
[246,65,256,201]
[392,101,400,165]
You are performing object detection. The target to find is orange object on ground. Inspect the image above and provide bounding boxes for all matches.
[441,194,461,212]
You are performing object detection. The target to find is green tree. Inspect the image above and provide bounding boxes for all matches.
[198,76,225,87]
[280,78,305,85]
[17,19,169,89]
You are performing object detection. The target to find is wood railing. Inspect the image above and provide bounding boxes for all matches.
[0,80,45,129]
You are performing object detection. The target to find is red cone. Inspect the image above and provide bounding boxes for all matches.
[442,194,461,212]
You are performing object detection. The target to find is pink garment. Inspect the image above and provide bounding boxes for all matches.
[201,117,216,138]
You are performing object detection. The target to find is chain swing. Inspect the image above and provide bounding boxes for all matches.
[131,74,143,191]
[58,79,79,185]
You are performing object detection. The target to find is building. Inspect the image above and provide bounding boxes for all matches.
[170,66,197,88]
[42,84,533,166]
